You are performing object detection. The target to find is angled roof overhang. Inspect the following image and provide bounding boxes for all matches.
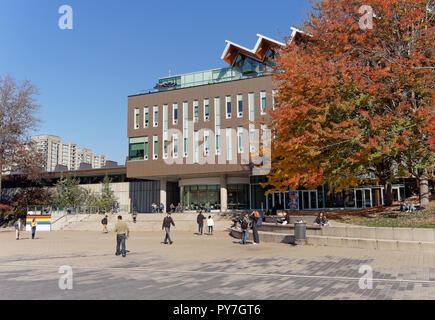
[220,28,309,66]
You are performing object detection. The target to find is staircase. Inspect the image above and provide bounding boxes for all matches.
[58,213,233,232]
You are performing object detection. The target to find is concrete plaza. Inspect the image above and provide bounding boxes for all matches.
[0,229,434,300]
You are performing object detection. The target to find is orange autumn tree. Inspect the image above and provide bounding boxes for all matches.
[267,0,434,207]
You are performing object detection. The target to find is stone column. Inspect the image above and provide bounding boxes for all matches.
[220,175,227,213]
[160,177,167,213]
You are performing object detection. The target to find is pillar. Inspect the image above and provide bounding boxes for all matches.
[160,177,167,213]
[220,175,227,213]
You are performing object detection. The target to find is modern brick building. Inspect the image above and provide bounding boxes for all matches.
[127,29,407,213]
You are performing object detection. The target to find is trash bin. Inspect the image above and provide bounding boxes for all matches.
[294,221,306,245]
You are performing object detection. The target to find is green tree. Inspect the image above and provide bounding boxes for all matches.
[52,176,88,209]
[98,175,117,213]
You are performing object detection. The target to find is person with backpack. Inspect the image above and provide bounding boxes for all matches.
[162,212,175,244]
[101,215,109,233]
[132,210,138,223]
[250,210,262,245]
[197,210,206,235]
[240,212,250,245]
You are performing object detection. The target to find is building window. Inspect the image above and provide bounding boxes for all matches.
[153,135,158,159]
[153,106,159,127]
[144,137,149,160]
[183,102,188,157]
[249,123,256,153]
[226,96,232,119]
[173,103,178,125]
[163,104,168,158]
[237,127,244,153]
[204,99,210,121]
[237,94,243,117]
[215,97,221,154]
[129,137,145,160]
[194,131,199,163]
[193,100,199,123]
[226,128,233,161]
[204,130,210,155]
[260,91,267,114]
[173,133,179,157]
[248,93,255,121]
[144,107,149,128]
[272,90,278,110]
[134,108,140,129]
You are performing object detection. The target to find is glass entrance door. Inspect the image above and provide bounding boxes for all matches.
[301,190,318,210]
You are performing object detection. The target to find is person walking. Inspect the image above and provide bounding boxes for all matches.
[162,212,175,244]
[114,215,130,257]
[101,215,109,233]
[197,210,206,235]
[30,218,37,239]
[132,210,138,223]
[250,210,261,245]
[207,215,214,235]
[160,202,165,213]
[240,212,250,245]
[14,219,23,240]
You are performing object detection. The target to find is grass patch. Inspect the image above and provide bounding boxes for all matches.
[338,202,435,228]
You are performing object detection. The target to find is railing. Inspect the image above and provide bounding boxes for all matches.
[133,70,272,95]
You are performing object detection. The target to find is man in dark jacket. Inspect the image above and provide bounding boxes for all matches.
[197,210,206,235]
[162,212,175,244]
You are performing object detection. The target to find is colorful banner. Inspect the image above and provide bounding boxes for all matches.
[26,215,51,232]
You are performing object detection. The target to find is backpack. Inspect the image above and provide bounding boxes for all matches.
[241,219,248,230]
[256,217,263,226]
[101,218,107,225]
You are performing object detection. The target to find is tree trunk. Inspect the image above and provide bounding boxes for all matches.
[419,169,430,208]
[384,183,393,206]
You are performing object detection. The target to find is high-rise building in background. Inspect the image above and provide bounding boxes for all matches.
[31,135,106,172]
[31,134,61,172]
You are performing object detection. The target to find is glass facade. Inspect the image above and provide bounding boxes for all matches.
[181,185,221,211]
[228,184,249,210]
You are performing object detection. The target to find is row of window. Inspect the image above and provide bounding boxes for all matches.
[133,90,278,130]
[129,126,268,162]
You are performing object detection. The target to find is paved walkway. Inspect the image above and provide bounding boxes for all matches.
[0,230,434,300]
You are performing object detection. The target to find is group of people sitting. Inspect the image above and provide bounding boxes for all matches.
[169,203,183,213]
[279,211,330,227]
[400,200,417,212]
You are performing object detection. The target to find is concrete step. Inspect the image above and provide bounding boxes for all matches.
[230,228,435,252]
[258,223,435,242]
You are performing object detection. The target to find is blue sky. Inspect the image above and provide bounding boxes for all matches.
[0,0,312,164]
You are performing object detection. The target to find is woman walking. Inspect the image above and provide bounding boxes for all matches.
[31,218,37,239]
[250,210,261,245]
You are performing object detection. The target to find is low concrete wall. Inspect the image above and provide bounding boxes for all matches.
[260,223,435,242]
[230,227,435,252]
